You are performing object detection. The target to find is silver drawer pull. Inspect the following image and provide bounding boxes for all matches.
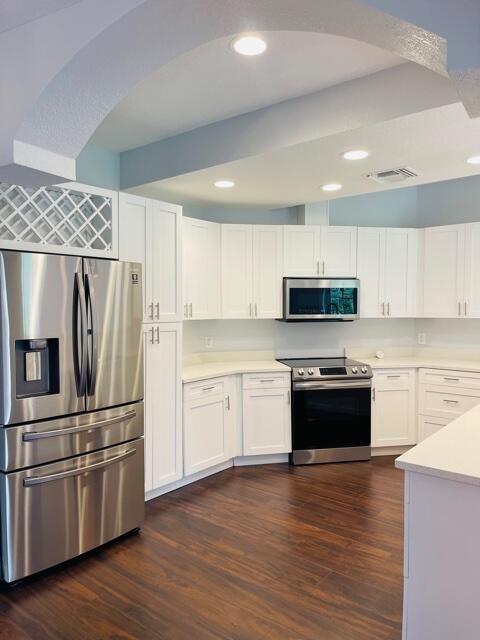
[23,447,137,487]
[22,410,136,442]
[387,375,401,379]
[444,377,460,382]
[443,399,459,404]
[202,385,216,391]
[259,379,276,383]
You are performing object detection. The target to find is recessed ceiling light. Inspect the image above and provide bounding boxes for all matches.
[467,155,480,165]
[214,180,235,189]
[342,149,369,161]
[321,183,342,192]
[232,35,267,56]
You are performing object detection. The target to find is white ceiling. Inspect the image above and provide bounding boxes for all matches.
[132,103,480,208]
[0,0,81,34]
[93,31,403,152]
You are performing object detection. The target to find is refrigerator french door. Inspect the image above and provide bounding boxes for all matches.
[0,250,144,582]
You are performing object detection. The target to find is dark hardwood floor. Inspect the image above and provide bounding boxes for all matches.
[0,456,404,640]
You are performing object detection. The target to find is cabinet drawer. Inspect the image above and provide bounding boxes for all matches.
[419,368,480,389]
[185,377,226,400]
[418,384,480,419]
[242,372,290,389]
[373,369,413,389]
[418,415,451,442]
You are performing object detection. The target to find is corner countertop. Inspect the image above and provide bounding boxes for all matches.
[358,356,480,373]
[182,351,290,383]
[396,404,480,486]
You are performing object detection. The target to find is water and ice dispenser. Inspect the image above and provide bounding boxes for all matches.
[15,338,59,398]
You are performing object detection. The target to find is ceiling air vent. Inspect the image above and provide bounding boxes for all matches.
[366,167,419,184]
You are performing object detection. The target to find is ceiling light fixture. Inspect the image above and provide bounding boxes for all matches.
[321,183,342,192]
[342,149,369,161]
[214,180,235,189]
[232,35,267,56]
[467,155,480,165]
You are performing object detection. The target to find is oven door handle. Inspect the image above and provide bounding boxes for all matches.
[293,380,372,390]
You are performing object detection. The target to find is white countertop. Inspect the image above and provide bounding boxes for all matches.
[183,358,290,383]
[396,404,480,486]
[360,356,480,373]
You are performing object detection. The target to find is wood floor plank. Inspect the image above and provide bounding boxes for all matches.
[0,456,404,639]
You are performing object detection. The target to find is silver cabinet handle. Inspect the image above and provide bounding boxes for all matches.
[188,302,193,318]
[387,302,391,316]
[225,394,231,411]
[155,302,160,319]
[465,301,468,316]
[23,447,137,486]
[149,327,155,344]
[23,410,137,442]
[444,377,460,382]
[202,385,216,391]
[387,375,401,379]
[372,388,376,401]
[249,303,252,317]
[287,390,291,405]
[458,302,462,316]
[260,379,276,383]
[149,302,154,319]
[381,302,385,316]
[443,399,459,404]
[155,325,160,344]
[255,303,258,317]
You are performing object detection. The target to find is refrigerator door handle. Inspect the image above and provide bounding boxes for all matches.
[22,409,137,441]
[73,272,88,397]
[85,272,98,397]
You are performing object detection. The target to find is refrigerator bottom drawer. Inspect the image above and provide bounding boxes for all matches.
[0,438,144,583]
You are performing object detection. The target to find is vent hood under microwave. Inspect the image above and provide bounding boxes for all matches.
[281,277,360,322]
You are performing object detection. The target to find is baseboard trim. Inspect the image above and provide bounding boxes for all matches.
[234,453,289,466]
[372,445,413,457]
[145,459,234,501]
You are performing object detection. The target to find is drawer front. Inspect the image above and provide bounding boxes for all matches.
[373,369,413,389]
[418,415,451,442]
[243,372,290,389]
[0,402,144,472]
[418,385,480,419]
[419,368,480,389]
[1,438,144,583]
[186,378,226,400]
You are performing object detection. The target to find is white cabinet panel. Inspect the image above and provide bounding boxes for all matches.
[372,369,416,447]
[253,226,283,318]
[144,323,182,492]
[221,225,254,318]
[464,222,480,318]
[418,384,480,420]
[242,387,291,455]
[357,227,385,317]
[321,226,357,277]
[384,228,418,317]
[423,224,465,318]
[418,415,451,442]
[283,225,321,276]
[183,217,220,320]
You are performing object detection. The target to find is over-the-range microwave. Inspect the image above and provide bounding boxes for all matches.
[281,277,360,321]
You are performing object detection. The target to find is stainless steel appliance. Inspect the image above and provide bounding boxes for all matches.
[0,250,144,582]
[277,357,372,464]
[282,277,360,321]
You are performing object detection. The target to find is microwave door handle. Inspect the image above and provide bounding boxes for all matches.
[85,272,98,397]
[73,272,88,397]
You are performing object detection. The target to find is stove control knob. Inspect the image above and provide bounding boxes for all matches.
[297,369,305,376]
[361,366,368,374]
[351,367,358,374]
[308,368,315,375]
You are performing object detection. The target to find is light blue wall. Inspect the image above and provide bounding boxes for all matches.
[329,187,418,227]
[416,175,480,226]
[76,144,120,190]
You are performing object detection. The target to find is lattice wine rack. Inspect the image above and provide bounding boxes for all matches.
[0,182,114,256]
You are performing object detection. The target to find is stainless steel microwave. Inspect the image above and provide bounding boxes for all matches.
[282,277,360,321]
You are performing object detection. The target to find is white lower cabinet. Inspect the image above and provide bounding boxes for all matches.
[417,415,451,442]
[144,323,182,493]
[242,376,292,455]
[183,377,234,476]
[371,369,416,447]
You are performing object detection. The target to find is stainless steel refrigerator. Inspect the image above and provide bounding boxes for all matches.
[0,250,144,582]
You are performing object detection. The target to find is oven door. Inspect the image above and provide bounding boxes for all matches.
[292,380,371,457]
[283,278,359,320]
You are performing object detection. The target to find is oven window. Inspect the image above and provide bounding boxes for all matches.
[292,387,370,450]
[289,287,357,315]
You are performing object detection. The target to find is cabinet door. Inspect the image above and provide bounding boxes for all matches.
[119,193,150,321]
[423,225,465,318]
[184,393,232,476]
[372,370,416,447]
[243,388,292,455]
[148,201,182,322]
[321,226,357,277]
[357,228,386,317]
[418,415,451,442]
[144,323,182,492]
[253,226,283,318]
[183,217,221,320]
[384,228,418,317]
[283,226,321,276]
[221,225,253,318]
[464,222,480,317]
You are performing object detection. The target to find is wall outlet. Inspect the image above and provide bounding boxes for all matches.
[205,337,214,349]
[417,333,427,345]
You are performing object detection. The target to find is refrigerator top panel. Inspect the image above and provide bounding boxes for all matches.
[0,251,85,426]
[84,259,143,412]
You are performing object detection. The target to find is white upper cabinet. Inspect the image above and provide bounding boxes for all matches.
[119,194,182,322]
[252,226,283,318]
[183,217,221,320]
[423,224,465,318]
[283,225,321,276]
[357,227,418,318]
[464,222,480,318]
[221,224,283,319]
[320,226,357,277]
